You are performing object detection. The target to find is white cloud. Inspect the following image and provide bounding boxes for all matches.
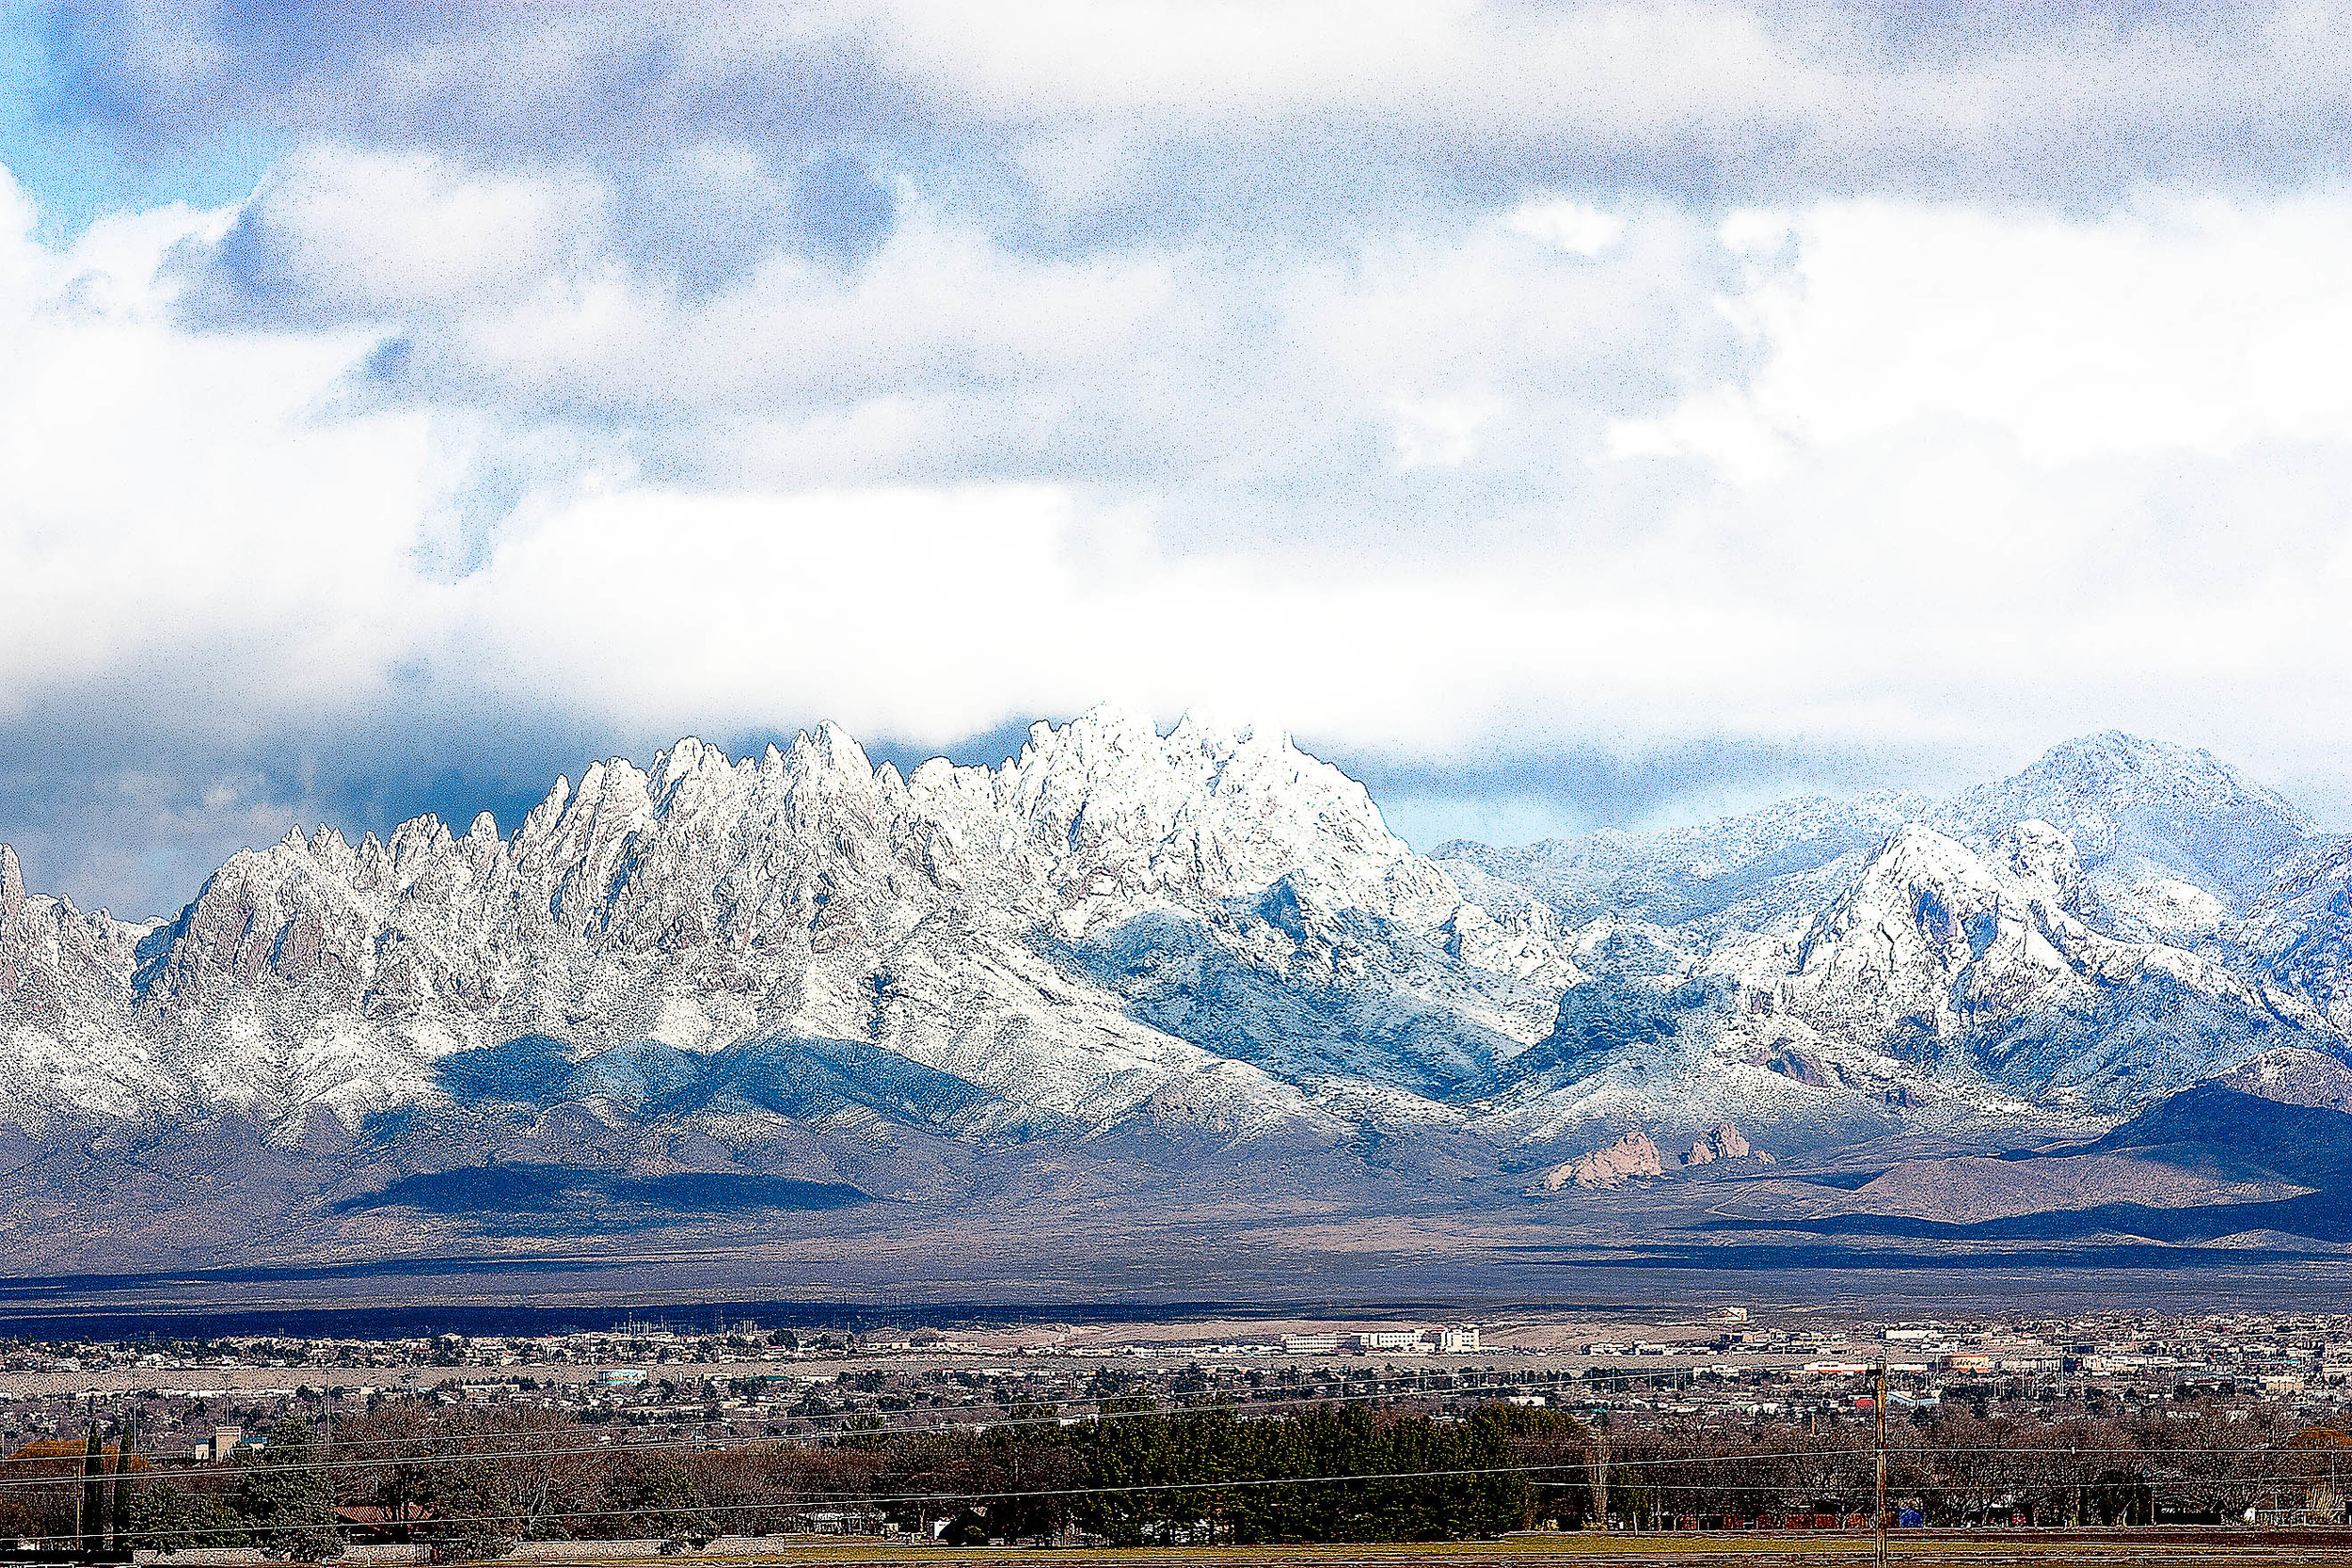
[211,147,606,318]
[1505,199,1626,257]
[24,148,2352,910]
[850,0,1836,133]
[216,176,1723,519]
[0,170,457,732]
[1625,196,2352,471]
[1391,394,1507,469]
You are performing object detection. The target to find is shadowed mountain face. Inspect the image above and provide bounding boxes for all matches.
[2089,1077,2352,1188]
[6,713,2352,1273]
[429,1035,1009,1130]
[1684,1046,2352,1253]
[337,1167,871,1219]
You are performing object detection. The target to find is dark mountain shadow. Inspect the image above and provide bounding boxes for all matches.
[1513,1239,2322,1272]
[681,1037,1011,1130]
[1700,1190,2352,1246]
[425,1033,1010,1133]
[565,1039,705,1109]
[334,1164,869,1218]
[2089,1084,2352,1186]
[1496,974,1731,1086]
[1053,908,1517,1101]
[432,1034,579,1106]
[1690,1086,2352,1247]
[1789,1168,1891,1190]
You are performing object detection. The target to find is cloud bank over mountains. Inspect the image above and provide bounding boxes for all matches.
[9,3,2352,913]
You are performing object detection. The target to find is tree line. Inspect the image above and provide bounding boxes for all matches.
[2,1395,2345,1555]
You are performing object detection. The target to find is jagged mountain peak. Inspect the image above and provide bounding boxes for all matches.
[232,712,1421,933]
[1009,704,1306,789]
[987,705,1447,924]
[12,714,2352,1212]
[1999,730,2301,817]
[0,712,1489,1138]
[775,722,875,784]
[1937,730,2308,917]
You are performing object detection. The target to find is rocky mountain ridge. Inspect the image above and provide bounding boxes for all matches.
[3,717,2350,1226]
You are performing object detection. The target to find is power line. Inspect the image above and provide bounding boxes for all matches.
[0,1364,1643,1475]
[2,1417,2342,1502]
[64,1456,2352,1548]
[5,1370,2341,1495]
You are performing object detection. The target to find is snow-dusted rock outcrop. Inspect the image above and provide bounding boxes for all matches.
[0,707,1558,1145]
[1934,730,2310,937]
[4,718,2347,1179]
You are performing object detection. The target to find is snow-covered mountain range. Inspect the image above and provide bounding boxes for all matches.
[3,714,2348,1208]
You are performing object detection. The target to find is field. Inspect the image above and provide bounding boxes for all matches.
[470,1531,2352,1567]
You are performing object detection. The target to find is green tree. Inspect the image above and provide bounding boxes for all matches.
[80,1422,104,1554]
[608,1456,710,1549]
[132,1482,252,1550]
[235,1418,343,1560]
[111,1425,136,1545]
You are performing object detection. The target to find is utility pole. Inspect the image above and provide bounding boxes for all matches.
[1874,1359,1889,1568]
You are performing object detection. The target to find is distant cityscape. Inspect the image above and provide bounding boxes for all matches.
[5,1307,2344,1462]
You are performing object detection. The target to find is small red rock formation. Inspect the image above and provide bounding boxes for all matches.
[1533,1131,1663,1192]
[1534,1122,1773,1193]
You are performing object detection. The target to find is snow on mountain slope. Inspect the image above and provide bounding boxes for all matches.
[1773,820,2297,1108]
[2238,835,2352,1036]
[0,708,1545,1145]
[988,709,1462,930]
[1788,822,2207,1044]
[1058,877,1577,1126]
[1454,733,2342,1141]
[0,844,161,1126]
[1934,731,2310,939]
[1435,791,1927,929]
[4,720,2344,1178]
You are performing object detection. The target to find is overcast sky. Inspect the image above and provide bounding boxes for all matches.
[8,2,2352,914]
